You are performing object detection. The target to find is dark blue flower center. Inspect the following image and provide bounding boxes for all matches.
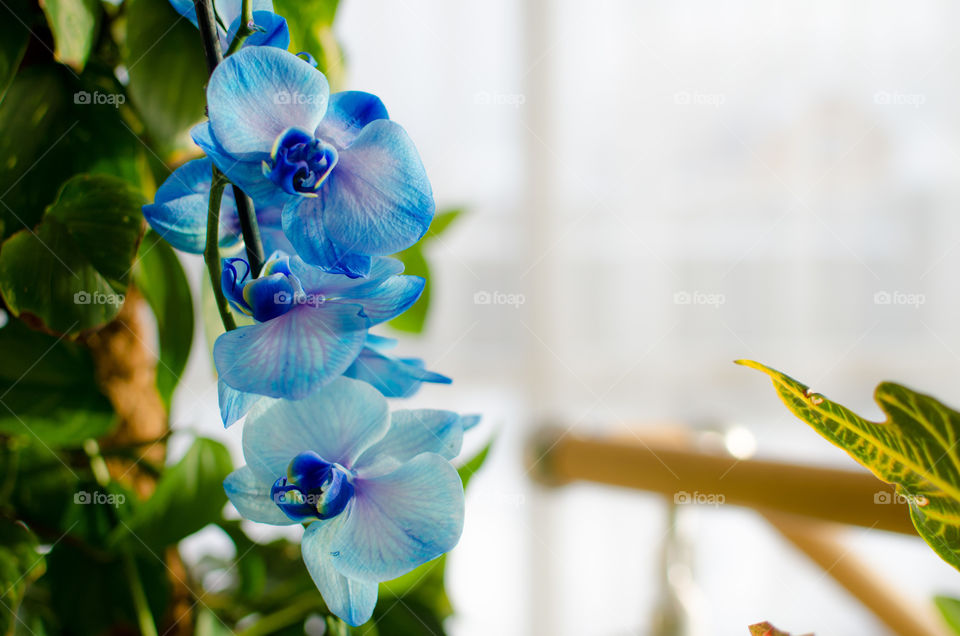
[264,128,338,196]
[271,451,354,522]
[222,252,315,323]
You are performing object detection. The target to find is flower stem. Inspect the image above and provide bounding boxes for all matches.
[192,0,223,70]
[123,549,160,636]
[193,0,265,278]
[224,0,255,56]
[235,591,327,636]
[205,166,238,331]
[233,185,265,275]
[83,440,160,636]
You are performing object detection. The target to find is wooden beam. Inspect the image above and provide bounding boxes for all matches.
[530,431,915,535]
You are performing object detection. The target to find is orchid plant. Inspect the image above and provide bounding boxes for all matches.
[0,0,481,633]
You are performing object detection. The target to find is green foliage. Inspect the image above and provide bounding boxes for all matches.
[935,596,960,635]
[133,231,195,408]
[273,0,344,88]
[0,174,145,335]
[0,1,477,633]
[125,0,209,157]
[39,0,101,71]
[43,543,171,635]
[390,208,464,334]
[458,438,492,490]
[741,360,960,572]
[0,0,31,101]
[0,519,44,636]
[114,437,232,551]
[0,64,150,239]
[0,317,115,445]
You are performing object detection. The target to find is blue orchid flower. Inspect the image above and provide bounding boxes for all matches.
[214,251,424,400]
[343,334,451,398]
[191,46,435,278]
[219,333,450,427]
[143,157,292,255]
[223,378,466,626]
[168,0,289,51]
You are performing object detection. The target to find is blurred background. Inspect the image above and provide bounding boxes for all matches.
[169,1,960,634]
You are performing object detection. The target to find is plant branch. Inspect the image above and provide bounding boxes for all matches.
[192,0,223,71]
[204,166,238,331]
[225,0,255,56]
[193,0,265,279]
[236,592,327,636]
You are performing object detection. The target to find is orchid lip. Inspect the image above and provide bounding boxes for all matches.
[271,451,355,521]
[264,127,339,197]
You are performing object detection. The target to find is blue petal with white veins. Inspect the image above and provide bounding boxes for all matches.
[206,47,330,158]
[352,410,462,477]
[315,91,389,149]
[328,453,464,582]
[302,517,379,626]
[223,466,295,525]
[292,120,434,258]
[213,303,367,400]
[240,377,390,483]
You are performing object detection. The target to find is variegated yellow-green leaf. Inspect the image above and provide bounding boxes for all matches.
[739,359,960,572]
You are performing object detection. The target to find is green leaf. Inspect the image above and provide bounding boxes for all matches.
[388,245,429,334]
[39,0,101,71]
[44,542,170,635]
[388,208,465,334]
[133,231,194,409]
[935,596,960,635]
[196,608,235,636]
[458,439,492,490]
[0,0,31,102]
[0,317,115,445]
[272,0,344,88]
[426,208,462,240]
[0,174,145,335]
[124,0,208,157]
[0,64,151,239]
[0,519,44,636]
[115,437,232,550]
[740,359,960,572]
